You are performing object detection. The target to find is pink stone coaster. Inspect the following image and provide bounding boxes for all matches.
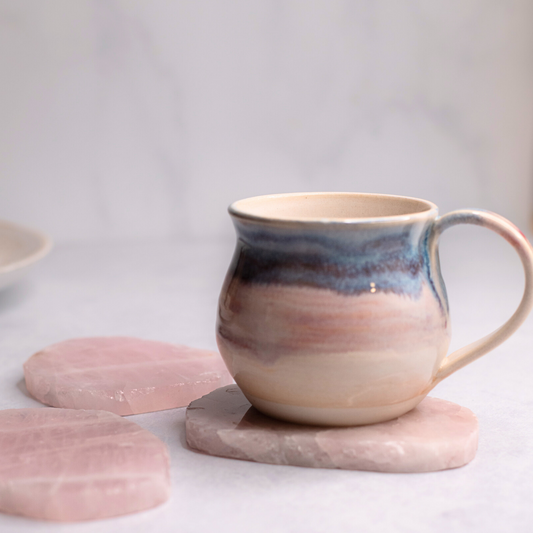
[186,386,479,473]
[0,408,170,522]
[24,337,233,415]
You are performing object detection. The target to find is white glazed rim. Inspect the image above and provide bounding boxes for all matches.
[0,220,53,274]
[229,192,439,225]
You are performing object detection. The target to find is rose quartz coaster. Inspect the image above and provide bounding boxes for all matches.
[0,408,170,521]
[186,386,479,473]
[24,337,233,416]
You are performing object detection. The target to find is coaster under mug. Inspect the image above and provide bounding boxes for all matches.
[186,386,479,473]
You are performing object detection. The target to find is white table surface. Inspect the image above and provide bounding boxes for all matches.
[0,225,532,533]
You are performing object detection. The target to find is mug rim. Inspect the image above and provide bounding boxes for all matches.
[229,192,438,226]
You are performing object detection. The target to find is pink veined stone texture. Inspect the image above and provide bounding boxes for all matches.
[186,386,479,473]
[24,337,233,415]
[0,408,170,522]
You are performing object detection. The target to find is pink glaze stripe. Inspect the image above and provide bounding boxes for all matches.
[219,282,448,360]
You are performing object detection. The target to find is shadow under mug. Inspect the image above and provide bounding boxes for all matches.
[216,192,533,426]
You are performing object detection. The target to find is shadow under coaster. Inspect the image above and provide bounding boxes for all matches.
[185,385,478,473]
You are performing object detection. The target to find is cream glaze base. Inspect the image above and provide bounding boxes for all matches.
[217,283,449,425]
[245,392,427,427]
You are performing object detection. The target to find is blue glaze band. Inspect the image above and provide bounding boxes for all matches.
[230,218,439,298]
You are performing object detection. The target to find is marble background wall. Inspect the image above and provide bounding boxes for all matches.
[1,0,532,243]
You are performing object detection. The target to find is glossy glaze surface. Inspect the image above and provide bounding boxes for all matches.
[217,194,450,425]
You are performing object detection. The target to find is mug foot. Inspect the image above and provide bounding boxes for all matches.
[246,393,427,427]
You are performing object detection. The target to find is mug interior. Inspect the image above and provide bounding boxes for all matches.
[230,193,436,222]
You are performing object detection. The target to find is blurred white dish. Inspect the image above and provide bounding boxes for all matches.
[0,220,52,291]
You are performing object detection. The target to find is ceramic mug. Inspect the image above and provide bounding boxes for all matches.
[216,193,533,426]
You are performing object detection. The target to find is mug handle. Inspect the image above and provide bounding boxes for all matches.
[428,209,533,388]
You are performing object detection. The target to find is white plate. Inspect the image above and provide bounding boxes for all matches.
[0,220,52,291]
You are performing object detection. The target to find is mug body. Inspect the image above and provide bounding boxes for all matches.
[216,193,450,426]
